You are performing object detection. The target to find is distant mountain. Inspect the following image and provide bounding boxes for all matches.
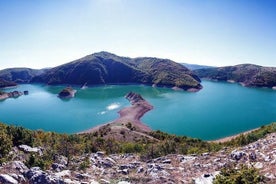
[0,68,47,83]
[194,64,276,88]
[181,63,214,70]
[31,51,202,91]
[0,78,17,88]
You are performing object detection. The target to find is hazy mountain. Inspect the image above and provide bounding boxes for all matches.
[194,64,276,88]
[181,63,214,70]
[0,68,48,83]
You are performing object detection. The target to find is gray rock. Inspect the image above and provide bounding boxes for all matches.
[96,151,105,157]
[230,150,245,160]
[52,163,66,172]
[25,167,64,184]
[254,162,263,169]
[25,167,42,179]
[54,155,68,166]
[63,178,81,184]
[118,181,131,184]
[119,163,136,170]
[0,174,18,184]
[137,166,144,173]
[100,179,110,184]
[105,157,116,164]
[101,160,113,168]
[18,145,42,155]
[10,161,28,173]
[249,152,257,160]
[75,173,90,180]
[194,172,219,184]
[202,152,209,157]
[10,174,26,183]
[162,159,171,164]
[118,169,129,175]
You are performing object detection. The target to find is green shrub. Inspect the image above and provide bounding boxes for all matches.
[214,164,265,184]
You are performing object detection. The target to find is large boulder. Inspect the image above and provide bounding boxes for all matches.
[18,145,42,155]
[25,167,64,184]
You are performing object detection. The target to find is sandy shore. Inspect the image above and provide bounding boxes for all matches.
[209,128,259,143]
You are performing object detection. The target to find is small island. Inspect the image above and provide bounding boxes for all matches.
[58,87,77,98]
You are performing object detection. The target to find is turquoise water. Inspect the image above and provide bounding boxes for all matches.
[0,81,275,140]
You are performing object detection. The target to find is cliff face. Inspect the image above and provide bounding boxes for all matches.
[31,52,202,91]
[194,64,276,88]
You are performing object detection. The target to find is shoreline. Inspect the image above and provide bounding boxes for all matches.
[209,128,259,143]
[80,92,153,134]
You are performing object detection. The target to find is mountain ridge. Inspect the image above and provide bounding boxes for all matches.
[194,64,276,88]
[30,51,202,91]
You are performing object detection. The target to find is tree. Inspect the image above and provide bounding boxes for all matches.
[0,129,13,162]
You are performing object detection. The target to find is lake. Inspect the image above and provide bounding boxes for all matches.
[0,81,275,140]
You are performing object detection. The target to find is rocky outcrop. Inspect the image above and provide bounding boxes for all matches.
[0,174,19,184]
[18,145,43,155]
[0,133,275,183]
[58,87,76,98]
[25,167,64,184]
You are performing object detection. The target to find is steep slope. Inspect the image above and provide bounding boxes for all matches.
[194,64,276,88]
[0,68,47,83]
[32,51,202,91]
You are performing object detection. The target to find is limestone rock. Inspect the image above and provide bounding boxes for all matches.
[230,150,245,160]
[18,145,42,155]
[0,174,18,184]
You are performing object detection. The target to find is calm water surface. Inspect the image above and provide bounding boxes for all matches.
[0,81,275,140]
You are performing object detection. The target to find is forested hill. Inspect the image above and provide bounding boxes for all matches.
[0,68,47,84]
[194,64,276,88]
[0,78,17,88]
[31,51,202,91]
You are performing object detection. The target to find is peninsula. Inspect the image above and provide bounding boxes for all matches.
[81,92,154,141]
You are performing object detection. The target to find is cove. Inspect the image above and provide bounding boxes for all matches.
[0,81,275,140]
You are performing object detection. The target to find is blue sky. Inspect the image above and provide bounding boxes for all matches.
[0,0,276,69]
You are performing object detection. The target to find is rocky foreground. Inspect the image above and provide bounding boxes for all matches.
[0,132,275,184]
